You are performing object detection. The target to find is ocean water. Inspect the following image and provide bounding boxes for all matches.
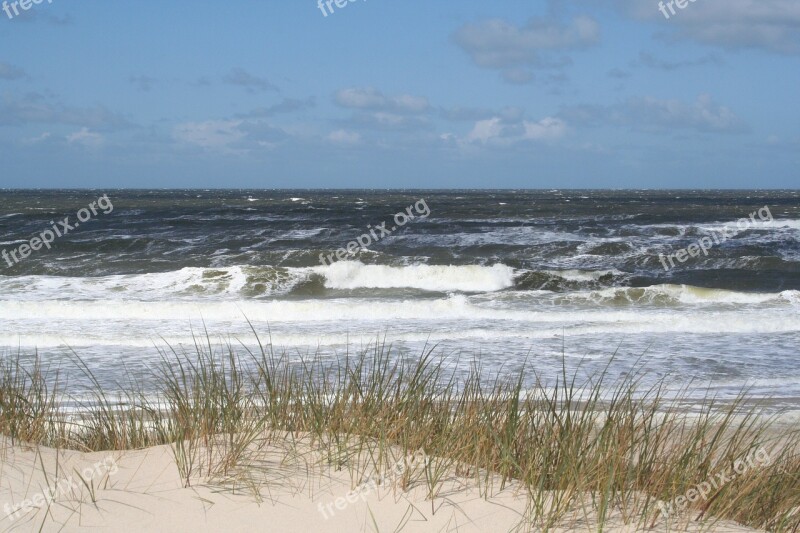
[1,190,799,407]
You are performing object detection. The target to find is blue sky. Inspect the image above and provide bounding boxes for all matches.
[0,0,798,188]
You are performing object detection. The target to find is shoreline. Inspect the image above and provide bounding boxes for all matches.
[1,342,798,531]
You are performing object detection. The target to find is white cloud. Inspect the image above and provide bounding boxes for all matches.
[0,94,131,130]
[173,120,245,152]
[22,131,51,144]
[327,129,361,145]
[453,16,599,82]
[598,0,800,53]
[466,118,505,143]
[466,116,567,145]
[335,88,430,114]
[561,94,749,134]
[524,117,568,140]
[173,117,290,154]
[66,127,103,148]
[222,68,278,93]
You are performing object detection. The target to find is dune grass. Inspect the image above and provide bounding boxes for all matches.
[1,332,799,531]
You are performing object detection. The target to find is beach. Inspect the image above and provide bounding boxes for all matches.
[0,437,774,533]
[3,0,799,529]
[1,190,799,531]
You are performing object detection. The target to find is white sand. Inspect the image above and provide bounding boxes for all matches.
[0,437,761,532]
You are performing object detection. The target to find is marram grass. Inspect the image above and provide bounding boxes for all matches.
[1,333,799,532]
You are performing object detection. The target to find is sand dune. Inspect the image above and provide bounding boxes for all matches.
[0,437,762,533]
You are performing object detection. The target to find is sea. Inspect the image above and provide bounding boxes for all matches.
[1,190,799,409]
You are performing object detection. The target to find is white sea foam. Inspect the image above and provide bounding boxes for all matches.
[1,295,798,333]
[542,269,624,282]
[315,262,515,292]
[1,264,797,308]
[575,284,798,306]
[0,262,520,300]
[0,266,311,301]
[772,219,800,230]
[4,313,800,351]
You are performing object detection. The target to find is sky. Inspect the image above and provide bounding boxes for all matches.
[0,0,798,189]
